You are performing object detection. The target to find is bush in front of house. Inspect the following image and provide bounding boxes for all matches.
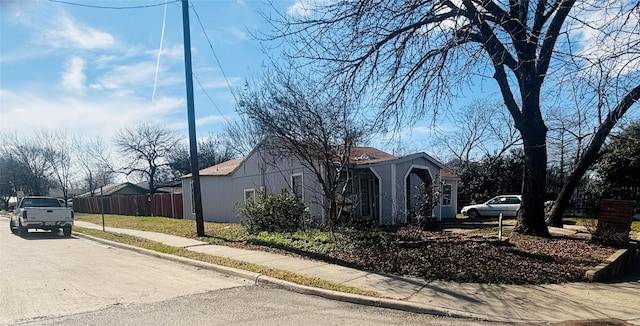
[239,189,311,234]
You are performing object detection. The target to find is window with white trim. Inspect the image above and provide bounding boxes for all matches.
[442,184,452,206]
[244,189,256,203]
[291,173,303,200]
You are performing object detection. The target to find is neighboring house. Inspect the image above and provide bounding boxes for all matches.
[134,180,180,194]
[154,180,183,194]
[76,182,149,198]
[182,142,459,225]
[48,188,85,199]
[74,182,182,217]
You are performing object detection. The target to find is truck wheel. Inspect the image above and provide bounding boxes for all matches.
[63,227,72,237]
[9,220,17,234]
[52,227,60,235]
[18,223,28,237]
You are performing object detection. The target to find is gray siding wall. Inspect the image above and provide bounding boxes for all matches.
[182,176,237,223]
[183,150,325,224]
[367,155,456,225]
[183,149,459,225]
[440,178,459,218]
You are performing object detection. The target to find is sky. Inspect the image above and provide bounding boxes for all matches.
[2,0,637,164]
[0,0,338,145]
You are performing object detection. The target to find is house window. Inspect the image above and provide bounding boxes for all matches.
[291,173,303,200]
[442,184,452,206]
[244,189,256,203]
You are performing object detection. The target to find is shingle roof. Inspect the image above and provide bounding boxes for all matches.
[348,147,397,165]
[440,170,460,179]
[183,158,244,177]
[76,182,148,197]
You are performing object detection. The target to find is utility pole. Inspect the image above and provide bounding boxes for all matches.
[181,0,205,236]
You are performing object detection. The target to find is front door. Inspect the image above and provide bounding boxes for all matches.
[358,172,378,221]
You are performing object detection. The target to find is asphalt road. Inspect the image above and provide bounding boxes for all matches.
[0,218,504,325]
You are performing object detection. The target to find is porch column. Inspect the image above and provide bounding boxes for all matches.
[391,163,397,225]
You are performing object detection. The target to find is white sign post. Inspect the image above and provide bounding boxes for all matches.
[97,176,105,232]
[498,213,503,242]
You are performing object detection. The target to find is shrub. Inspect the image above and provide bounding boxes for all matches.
[239,189,311,234]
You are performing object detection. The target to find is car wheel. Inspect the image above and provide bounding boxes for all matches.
[9,220,17,234]
[18,223,28,237]
[63,227,72,237]
[468,209,480,219]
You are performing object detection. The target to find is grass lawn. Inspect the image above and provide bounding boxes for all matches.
[75,213,621,285]
[564,217,640,233]
[75,214,247,243]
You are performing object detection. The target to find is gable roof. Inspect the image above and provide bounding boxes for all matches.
[440,170,460,179]
[77,182,148,197]
[348,147,397,165]
[182,158,244,178]
[183,141,449,179]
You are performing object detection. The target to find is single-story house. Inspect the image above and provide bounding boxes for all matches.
[182,141,459,225]
[76,182,149,198]
[48,188,85,200]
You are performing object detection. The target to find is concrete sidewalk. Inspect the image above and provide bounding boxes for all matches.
[74,220,640,324]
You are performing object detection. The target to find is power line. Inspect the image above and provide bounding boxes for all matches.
[192,73,231,124]
[49,0,180,10]
[189,1,239,104]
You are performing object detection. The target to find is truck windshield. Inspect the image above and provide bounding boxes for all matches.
[20,198,61,208]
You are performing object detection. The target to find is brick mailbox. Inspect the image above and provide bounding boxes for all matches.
[595,199,637,246]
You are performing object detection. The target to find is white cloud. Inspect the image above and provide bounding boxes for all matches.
[226,27,247,41]
[569,2,640,75]
[287,0,334,17]
[40,14,115,50]
[95,61,160,92]
[200,77,242,90]
[0,89,185,140]
[164,114,228,131]
[159,44,185,60]
[197,115,228,126]
[61,56,87,94]
[287,2,313,17]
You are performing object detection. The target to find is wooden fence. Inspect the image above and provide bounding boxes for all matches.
[74,193,183,219]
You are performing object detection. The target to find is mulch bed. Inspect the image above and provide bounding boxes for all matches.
[241,224,618,285]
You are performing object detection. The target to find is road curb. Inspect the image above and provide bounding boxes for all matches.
[73,232,505,323]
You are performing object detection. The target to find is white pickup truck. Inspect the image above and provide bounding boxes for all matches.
[10,196,74,237]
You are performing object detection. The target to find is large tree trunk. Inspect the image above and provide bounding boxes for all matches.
[513,78,551,237]
[514,125,551,236]
[547,84,640,226]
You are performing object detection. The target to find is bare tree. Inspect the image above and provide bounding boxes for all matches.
[237,64,365,230]
[544,17,640,225]
[0,133,52,196]
[266,0,640,236]
[73,136,115,196]
[434,99,521,164]
[224,114,266,158]
[37,129,73,205]
[168,134,236,177]
[114,122,180,193]
[0,152,24,209]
